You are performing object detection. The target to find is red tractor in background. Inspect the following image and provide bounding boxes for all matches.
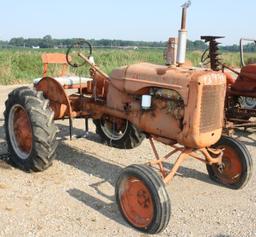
[201,36,256,132]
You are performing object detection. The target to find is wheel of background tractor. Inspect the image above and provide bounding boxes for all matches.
[93,117,145,149]
[206,136,253,189]
[115,164,171,234]
[4,87,58,172]
[239,96,256,109]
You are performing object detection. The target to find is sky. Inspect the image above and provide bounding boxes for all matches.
[0,0,255,45]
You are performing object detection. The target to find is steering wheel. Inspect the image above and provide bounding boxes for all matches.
[66,40,93,68]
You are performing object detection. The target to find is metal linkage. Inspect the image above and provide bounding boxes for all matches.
[201,36,224,71]
[148,137,223,184]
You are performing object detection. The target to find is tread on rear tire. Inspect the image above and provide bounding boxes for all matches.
[4,87,58,172]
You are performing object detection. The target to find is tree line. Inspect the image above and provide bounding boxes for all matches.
[0,35,255,52]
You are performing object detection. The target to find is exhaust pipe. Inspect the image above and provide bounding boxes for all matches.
[177,0,191,66]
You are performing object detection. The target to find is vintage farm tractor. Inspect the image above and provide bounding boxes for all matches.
[3,3,253,234]
[201,36,256,132]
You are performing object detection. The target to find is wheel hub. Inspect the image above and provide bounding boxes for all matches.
[217,163,225,173]
[100,117,128,141]
[214,146,242,184]
[137,190,151,208]
[120,177,154,228]
[8,105,32,159]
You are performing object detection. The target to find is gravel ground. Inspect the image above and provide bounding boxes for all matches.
[0,85,255,237]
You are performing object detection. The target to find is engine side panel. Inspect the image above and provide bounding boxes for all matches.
[107,63,226,148]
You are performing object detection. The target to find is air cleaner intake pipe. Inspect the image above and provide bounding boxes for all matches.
[177,0,191,66]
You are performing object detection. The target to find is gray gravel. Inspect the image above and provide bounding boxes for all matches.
[0,85,255,237]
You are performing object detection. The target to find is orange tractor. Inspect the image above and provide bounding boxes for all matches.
[201,36,256,131]
[3,3,253,234]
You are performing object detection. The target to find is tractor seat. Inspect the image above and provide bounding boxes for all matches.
[239,64,256,81]
[33,76,92,87]
[33,53,93,89]
[230,64,256,93]
[241,64,256,74]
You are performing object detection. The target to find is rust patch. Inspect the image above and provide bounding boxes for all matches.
[35,77,72,119]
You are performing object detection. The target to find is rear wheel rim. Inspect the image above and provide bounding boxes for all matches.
[119,176,154,228]
[213,145,242,185]
[8,105,33,160]
[100,118,128,141]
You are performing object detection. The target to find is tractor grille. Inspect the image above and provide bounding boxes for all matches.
[200,84,225,133]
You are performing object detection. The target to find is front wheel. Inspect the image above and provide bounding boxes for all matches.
[206,136,253,189]
[4,87,58,172]
[93,116,145,149]
[115,164,171,234]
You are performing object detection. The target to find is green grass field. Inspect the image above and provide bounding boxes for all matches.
[0,48,255,85]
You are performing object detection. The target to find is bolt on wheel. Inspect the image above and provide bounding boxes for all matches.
[115,164,171,234]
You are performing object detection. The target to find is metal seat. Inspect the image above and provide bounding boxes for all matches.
[33,53,92,89]
[33,76,92,87]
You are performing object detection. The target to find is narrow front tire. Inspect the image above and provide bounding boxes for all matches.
[115,164,171,234]
[207,136,253,189]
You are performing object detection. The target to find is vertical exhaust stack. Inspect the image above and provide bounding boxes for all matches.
[177,0,191,66]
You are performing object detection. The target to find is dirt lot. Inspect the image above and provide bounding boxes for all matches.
[0,85,255,237]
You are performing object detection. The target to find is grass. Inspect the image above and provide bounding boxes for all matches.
[0,48,255,85]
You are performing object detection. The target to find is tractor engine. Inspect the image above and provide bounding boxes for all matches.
[107,62,226,148]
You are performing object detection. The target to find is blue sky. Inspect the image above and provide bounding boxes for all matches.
[0,0,254,45]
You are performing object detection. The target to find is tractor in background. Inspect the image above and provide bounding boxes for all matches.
[201,36,256,132]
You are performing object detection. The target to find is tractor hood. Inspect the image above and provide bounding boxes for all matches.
[110,62,226,103]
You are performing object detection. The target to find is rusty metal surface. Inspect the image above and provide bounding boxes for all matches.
[201,36,256,130]
[90,69,109,97]
[35,77,72,119]
[37,50,226,150]
[42,53,70,77]
[110,63,184,94]
[201,36,224,71]
[164,38,177,66]
[180,0,191,29]
[110,62,223,105]
[200,84,225,133]
[227,107,256,123]
[74,65,227,149]
[148,137,223,184]
[177,72,226,148]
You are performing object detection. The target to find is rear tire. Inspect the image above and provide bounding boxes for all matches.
[4,87,58,172]
[93,117,145,149]
[115,164,171,234]
[207,136,253,189]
